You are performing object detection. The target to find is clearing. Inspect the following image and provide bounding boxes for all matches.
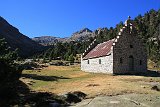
[21,65,160,98]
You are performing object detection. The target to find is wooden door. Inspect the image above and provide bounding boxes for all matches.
[129,56,134,71]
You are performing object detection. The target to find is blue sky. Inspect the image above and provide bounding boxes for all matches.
[0,0,159,38]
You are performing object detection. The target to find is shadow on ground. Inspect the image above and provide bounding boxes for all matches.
[22,74,70,81]
[0,79,86,107]
[0,80,68,107]
[114,70,160,77]
[139,70,160,77]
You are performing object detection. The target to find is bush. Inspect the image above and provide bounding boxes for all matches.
[22,61,40,70]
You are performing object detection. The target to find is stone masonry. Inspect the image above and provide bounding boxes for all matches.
[81,47,113,73]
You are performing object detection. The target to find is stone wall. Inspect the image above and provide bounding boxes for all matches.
[81,49,113,73]
[113,20,147,74]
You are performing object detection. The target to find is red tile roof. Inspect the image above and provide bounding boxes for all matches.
[83,39,114,59]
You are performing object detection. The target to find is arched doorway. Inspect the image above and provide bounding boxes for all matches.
[129,55,134,71]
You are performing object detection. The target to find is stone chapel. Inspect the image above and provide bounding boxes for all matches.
[81,17,147,74]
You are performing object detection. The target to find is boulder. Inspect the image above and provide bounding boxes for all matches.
[151,85,160,91]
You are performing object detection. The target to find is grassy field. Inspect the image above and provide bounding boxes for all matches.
[21,64,160,98]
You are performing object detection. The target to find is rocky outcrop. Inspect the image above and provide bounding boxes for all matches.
[68,28,95,42]
[0,16,44,57]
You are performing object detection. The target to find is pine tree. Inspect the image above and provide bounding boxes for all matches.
[68,54,75,63]
[0,38,22,96]
[49,49,54,61]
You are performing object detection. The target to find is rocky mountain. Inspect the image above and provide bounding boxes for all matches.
[0,16,44,57]
[68,28,95,42]
[32,36,61,46]
[32,36,69,45]
[32,28,96,45]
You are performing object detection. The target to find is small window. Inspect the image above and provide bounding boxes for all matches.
[120,58,123,64]
[140,60,142,65]
[99,59,101,64]
[130,45,133,48]
[87,60,89,64]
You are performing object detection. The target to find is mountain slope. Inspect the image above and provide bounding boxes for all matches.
[0,16,44,57]
[32,36,60,45]
[32,28,95,45]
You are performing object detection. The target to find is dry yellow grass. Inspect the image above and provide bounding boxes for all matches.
[21,65,160,98]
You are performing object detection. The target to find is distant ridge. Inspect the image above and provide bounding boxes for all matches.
[32,28,96,45]
[32,36,61,46]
